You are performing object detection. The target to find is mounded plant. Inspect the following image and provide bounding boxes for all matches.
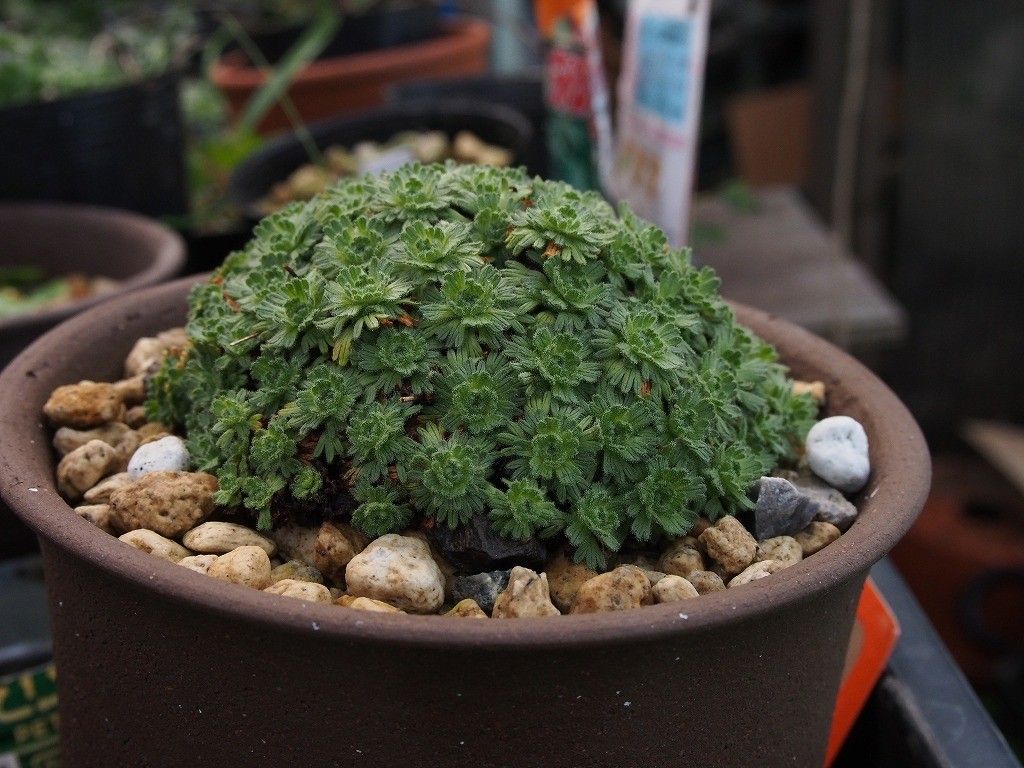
[148,162,816,569]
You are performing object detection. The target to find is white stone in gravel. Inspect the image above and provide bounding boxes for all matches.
[805,416,870,493]
[345,534,444,614]
[127,435,190,479]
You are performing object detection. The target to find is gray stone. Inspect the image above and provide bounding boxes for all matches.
[450,570,511,614]
[805,416,870,493]
[777,469,860,531]
[753,477,818,539]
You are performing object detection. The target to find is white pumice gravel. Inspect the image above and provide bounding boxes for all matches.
[805,416,870,493]
[127,435,190,478]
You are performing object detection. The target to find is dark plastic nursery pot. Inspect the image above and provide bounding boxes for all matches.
[0,277,930,768]
[0,74,189,217]
[228,100,535,221]
[0,203,185,560]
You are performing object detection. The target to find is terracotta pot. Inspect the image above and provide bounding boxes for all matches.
[211,18,492,134]
[0,277,930,768]
[0,204,185,560]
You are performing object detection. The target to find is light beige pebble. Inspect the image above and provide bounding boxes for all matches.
[658,537,706,577]
[709,561,731,582]
[44,381,124,428]
[476,146,514,167]
[157,327,189,348]
[83,472,133,505]
[756,536,803,568]
[125,337,165,377]
[113,375,147,405]
[691,518,713,537]
[314,521,368,585]
[570,565,653,614]
[208,546,272,589]
[264,579,333,603]
[453,131,487,162]
[108,471,217,538]
[118,529,191,562]
[792,380,827,404]
[544,553,598,613]
[698,515,758,576]
[178,554,219,575]
[57,439,119,500]
[640,568,668,586]
[795,521,841,556]
[335,595,404,614]
[124,328,188,378]
[344,534,444,614]
[445,598,489,618]
[75,503,115,534]
[686,570,727,594]
[136,423,170,445]
[269,560,324,585]
[614,551,661,570]
[124,405,149,428]
[653,574,700,603]
[53,422,134,456]
[729,560,786,588]
[492,567,560,618]
[402,529,456,597]
[108,430,141,473]
[272,522,320,567]
[82,469,132,503]
[183,522,277,556]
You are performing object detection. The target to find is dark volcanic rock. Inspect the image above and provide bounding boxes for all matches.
[427,512,548,572]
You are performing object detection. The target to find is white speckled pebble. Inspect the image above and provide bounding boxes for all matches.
[127,435,190,479]
[805,416,870,493]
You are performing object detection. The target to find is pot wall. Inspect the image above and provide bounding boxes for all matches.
[45,535,863,767]
[0,277,930,767]
[0,204,185,560]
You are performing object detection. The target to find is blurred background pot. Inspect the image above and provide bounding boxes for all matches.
[211,18,492,133]
[0,277,929,768]
[0,74,188,217]
[226,99,534,223]
[389,72,547,175]
[0,203,185,559]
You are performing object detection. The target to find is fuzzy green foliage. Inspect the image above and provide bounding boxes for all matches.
[148,163,816,569]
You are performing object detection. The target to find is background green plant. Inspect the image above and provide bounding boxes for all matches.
[149,163,816,568]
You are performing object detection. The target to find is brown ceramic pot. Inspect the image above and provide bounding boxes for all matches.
[0,277,930,768]
[0,203,185,559]
[211,18,492,134]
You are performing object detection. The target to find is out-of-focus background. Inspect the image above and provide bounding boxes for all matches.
[0,0,1022,765]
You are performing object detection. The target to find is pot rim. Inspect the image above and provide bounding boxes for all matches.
[210,17,491,89]
[0,202,186,333]
[0,276,930,650]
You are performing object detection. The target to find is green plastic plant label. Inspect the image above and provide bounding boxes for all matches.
[611,0,711,245]
[0,663,59,768]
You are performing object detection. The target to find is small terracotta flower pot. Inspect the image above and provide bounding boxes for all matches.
[0,277,930,768]
[0,204,185,559]
[211,18,493,134]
